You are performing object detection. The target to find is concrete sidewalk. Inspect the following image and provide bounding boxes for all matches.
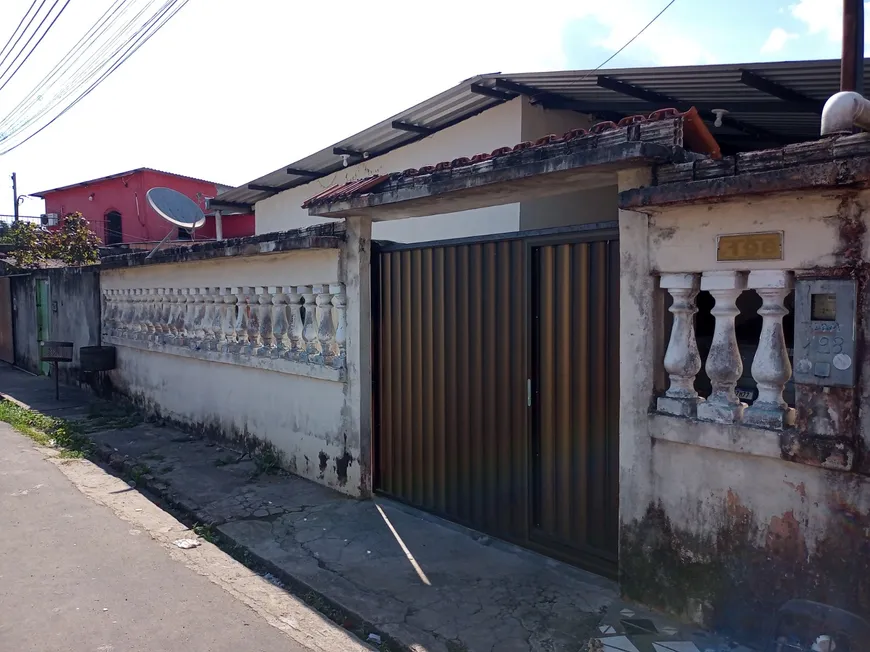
[0,365,751,652]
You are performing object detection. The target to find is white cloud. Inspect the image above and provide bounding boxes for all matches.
[791,0,870,41]
[761,27,797,53]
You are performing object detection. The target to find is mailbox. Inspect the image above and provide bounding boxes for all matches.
[793,279,857,387]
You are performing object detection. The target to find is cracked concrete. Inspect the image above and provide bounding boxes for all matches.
[0,366,750,652]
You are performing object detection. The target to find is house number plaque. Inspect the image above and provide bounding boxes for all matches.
[716,231,783,262]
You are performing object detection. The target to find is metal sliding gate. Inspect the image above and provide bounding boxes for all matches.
[372,224,620,576]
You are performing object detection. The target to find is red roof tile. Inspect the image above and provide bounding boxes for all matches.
[302,107,720,209]
[300,174,390,208]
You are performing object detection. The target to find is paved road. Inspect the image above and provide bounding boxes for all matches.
[0,422,313,652]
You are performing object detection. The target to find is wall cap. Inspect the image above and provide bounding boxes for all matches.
[100,222,345,270]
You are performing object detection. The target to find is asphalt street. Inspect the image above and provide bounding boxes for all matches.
[0,422,316,652]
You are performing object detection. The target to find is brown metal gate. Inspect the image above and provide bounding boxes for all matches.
[0,277,13,364]
[372,224,619,576]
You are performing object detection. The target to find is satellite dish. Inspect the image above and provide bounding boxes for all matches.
[146,187,205,228]
[144,187,206,259]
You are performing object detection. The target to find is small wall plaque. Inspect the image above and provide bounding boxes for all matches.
[716,231,783,262]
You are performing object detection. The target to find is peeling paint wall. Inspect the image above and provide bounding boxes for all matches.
[100,246,370,496]
[618,183,870,644]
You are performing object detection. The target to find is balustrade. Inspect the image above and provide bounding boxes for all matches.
[102,283,348,372]
[657,268,795,430]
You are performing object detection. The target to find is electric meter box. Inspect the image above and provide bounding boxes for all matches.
[793,278,858,387]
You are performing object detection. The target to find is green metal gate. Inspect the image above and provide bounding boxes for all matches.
[36,279,51,375]
[372,224,620,576]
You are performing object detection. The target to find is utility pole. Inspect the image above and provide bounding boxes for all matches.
[11,172,18,222]
[841,0,865,93]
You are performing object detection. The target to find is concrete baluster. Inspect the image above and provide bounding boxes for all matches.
[270,286,288,357]
[300,285,319,363]
[216,288,233,352]
[330,283,346,369]
[169,288,185,345]
[117,289,131,337]
[160,288,181,344]
[743,270,795,429]
[209,287,224,351]
[202,287,218,350]
[657,273,703,417]
[153,288,168,342]
[242,286,258,354]
[233,287,248,354]
[255,286,272,356]
[141,289,154,341]
[316,284,335,366]
[698,271,748,423]
[191,288,207,347]
[128,289,142,339]
[286,286,304,361]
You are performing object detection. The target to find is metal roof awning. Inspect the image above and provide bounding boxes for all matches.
[214,58,869,210]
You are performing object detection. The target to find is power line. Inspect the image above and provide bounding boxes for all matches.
[0,0,47,72]
[0,0,71,94]
[582,0,679,78]
[0,0,192,154]
[0,0,157,137]
[0,0,132,132]
[7,0,158,132]
[0,0,39,65]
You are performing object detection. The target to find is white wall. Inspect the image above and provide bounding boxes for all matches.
[256,97,613,243]
[100,247,370,496]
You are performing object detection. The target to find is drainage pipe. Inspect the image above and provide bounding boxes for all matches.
[820,91,870,135]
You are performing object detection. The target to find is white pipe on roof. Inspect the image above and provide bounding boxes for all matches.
[821,91,870,135]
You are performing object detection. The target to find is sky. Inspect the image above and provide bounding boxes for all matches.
[0,0,865,217]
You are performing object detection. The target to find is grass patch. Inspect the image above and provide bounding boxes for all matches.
[0,399,95,458]
[79,401,142,434]
[192,523,216,543]
[252,447,282,476]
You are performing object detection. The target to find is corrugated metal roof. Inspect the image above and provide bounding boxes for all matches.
[216,59,869,208]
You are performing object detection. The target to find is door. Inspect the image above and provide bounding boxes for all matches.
[36,280,50,375]
[0,277,13,364]
[372,224,620,576]
[373,239,529,543]
[106,211,122,244]
[530,236,620,570]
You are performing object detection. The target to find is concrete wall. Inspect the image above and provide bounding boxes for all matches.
[255,98,608,242]
[617,180,870,644]
[519,185,618,230]
[11,266,101,384]
[99,241,371,497]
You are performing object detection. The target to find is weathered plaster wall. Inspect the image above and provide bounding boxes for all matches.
[11,266,101,384]
[256,97,603,242]
[618,183,870,643]
[99,246,369,496]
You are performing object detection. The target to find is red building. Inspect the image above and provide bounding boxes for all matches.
[32,168,255,245]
